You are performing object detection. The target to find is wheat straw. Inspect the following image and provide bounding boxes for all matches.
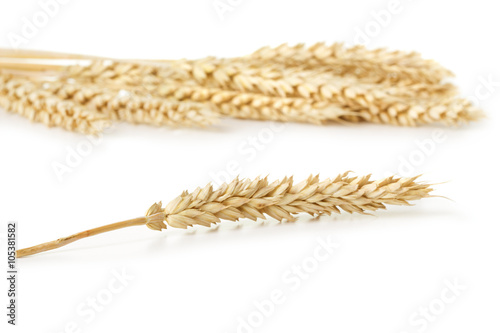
[16,173,434,258]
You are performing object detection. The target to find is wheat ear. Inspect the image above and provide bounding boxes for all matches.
[44,80,218,128]
[247,42,453,84]
[16,173,434,258]
[0,74,109,134]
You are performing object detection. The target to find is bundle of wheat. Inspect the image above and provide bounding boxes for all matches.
[0,43,483,133]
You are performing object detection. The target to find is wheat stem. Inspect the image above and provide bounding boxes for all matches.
[16,217,148,258]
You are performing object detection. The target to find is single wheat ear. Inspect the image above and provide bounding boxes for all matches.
[16,173,435,258]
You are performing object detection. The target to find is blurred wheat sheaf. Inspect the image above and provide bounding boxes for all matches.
[0,43,484,134]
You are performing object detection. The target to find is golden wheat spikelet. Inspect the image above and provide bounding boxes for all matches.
[16,173,434,258]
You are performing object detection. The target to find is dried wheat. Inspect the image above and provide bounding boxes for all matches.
[0,42,484,131]
[154,172,433,229]
[16,173,434,257]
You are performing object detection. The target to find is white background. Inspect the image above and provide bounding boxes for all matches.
[0,0,499,332]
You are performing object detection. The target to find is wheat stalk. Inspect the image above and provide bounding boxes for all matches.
[0,74,217,131]
[43,80,218,128]
[16,173,434,258]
